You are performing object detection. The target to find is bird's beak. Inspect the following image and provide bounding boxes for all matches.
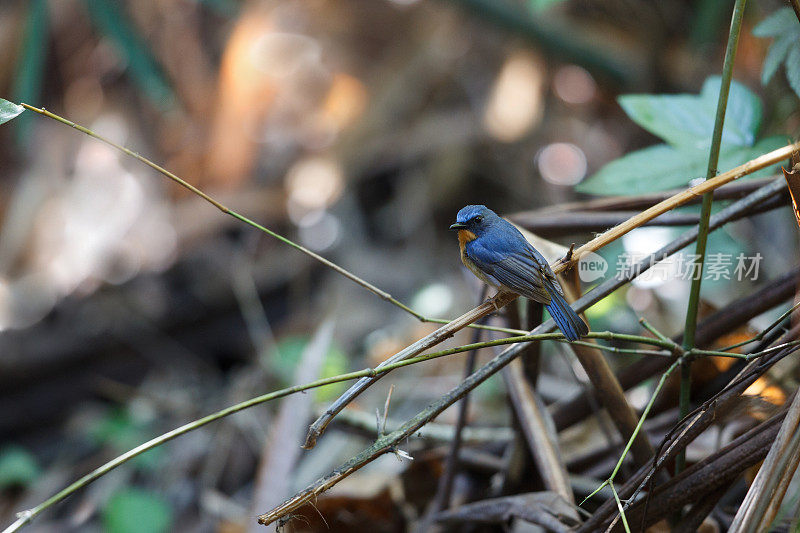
[449,222,466,230]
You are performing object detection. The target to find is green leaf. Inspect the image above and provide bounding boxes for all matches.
[0,446,40,489]
[103,488,172,533]
[785,44,800,100]
[762,35,795,85]
[0,99,24,125]
[753,7,795,38]
[618,77,761,150]
[578,137,784,196]
[577,144,706,195]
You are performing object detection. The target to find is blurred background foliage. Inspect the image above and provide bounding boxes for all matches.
[0,0,798,531]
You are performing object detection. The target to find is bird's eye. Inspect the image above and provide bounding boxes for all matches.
[474,216,483,224]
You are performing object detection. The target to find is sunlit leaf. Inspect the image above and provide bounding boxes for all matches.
[0,446,40,488]
[577,144,705,195]
[753,7,795,38]
[0,99,24,125]
[103,489,172,533]
[786,45,800,99]
[618,77,761,149]
[762,34,794,84]
[578,138,784,196]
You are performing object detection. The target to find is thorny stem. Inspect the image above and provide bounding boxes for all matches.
[678,0,746,476]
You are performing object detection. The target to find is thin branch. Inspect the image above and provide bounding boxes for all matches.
[510,196,784,237]
[508,175,777,216]
[716,300,800,352]
[329,408,515,443]
[583,341,800,531]
[609,411,787,532]
[258,326,680,526]
[550,179,789,433]
[259,244,796,527]
[580,359,681,506]
[556,340,671,357]
[18,104,428,320]
[503,356,574,502]
[567,337,660,468]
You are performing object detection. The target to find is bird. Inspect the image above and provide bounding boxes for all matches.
[450,205,589,341]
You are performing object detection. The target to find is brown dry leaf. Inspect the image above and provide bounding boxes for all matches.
[782,149,800,228]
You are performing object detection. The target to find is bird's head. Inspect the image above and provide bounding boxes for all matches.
[449,205,500,238]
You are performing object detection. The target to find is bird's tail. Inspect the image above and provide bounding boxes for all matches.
[544,284,589,342]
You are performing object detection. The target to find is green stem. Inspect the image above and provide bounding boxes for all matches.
[18,104,429,321]
[581,360,681,506]
[611,483,632,533]
[716,301,800,352]
[678,0,747,476]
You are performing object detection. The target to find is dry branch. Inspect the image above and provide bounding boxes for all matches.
[503,358,573,502]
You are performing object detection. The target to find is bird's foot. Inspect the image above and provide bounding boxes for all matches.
[486,292,509,313]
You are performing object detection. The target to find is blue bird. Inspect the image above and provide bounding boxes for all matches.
[450,205,588,341]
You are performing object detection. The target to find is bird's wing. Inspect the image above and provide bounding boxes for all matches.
[467,240,554,304]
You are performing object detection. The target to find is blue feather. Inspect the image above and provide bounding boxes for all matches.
[545,289,588,342]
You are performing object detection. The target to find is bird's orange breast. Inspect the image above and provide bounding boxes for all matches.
[457,230,493,284]
[457,229,477,249]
